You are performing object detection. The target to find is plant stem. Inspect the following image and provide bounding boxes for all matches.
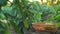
[0,6,1,12]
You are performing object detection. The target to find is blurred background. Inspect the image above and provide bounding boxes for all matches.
[0,0,60,34]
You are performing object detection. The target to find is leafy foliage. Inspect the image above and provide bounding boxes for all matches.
[0,0,8,6]
[0,0,60,34]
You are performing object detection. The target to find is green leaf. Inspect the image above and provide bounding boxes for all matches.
[23,17,29,29]
[0,0,8,6]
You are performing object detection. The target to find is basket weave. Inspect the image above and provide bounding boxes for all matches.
[32,22,58,32]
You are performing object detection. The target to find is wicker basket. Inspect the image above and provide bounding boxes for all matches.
[32,22,58,32]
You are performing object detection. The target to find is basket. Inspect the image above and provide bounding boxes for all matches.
[32,22,58,32]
